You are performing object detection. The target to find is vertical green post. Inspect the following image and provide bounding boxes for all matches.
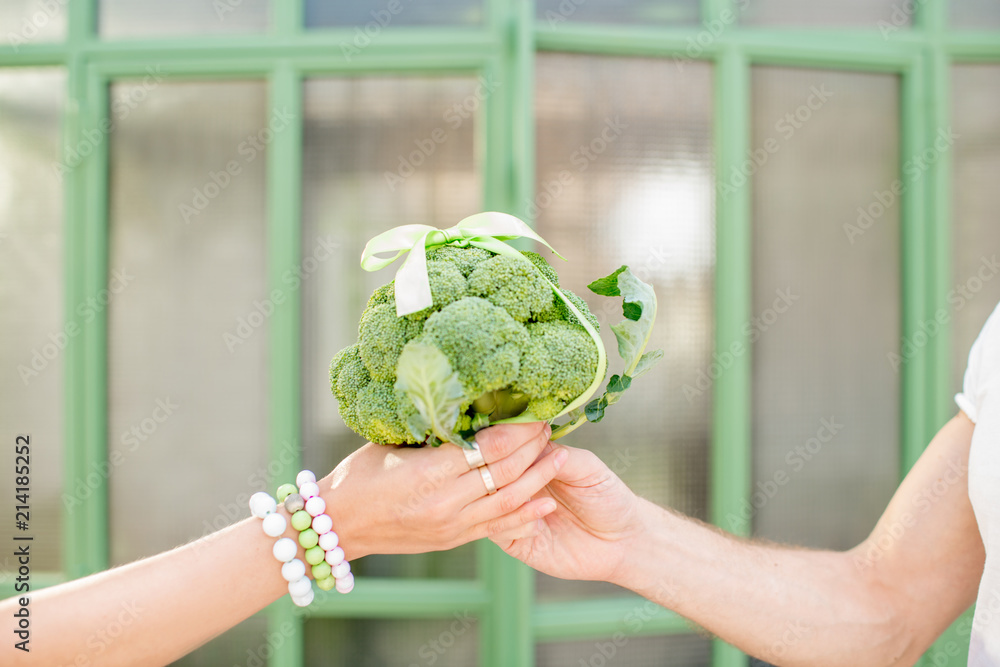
[266,60,305,667]
[479,2,536,666]
[711,44,752,667]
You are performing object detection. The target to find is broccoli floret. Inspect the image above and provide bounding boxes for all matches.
[330,344,369,404]
[403,260,468,321]
[468,254,555,322]
[426,245,494,276]
[419,296,529,398]
[538,288,601,332]
[348,380,419,445]
[520,250,560,286]
[358,304,424,382]
[514,321,600,419]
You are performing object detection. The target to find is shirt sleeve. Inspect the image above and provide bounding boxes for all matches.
[956,302,1000,423]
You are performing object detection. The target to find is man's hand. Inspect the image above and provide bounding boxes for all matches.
[489,443,643,584]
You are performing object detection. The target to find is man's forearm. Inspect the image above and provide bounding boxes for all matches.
[612,499,909,666]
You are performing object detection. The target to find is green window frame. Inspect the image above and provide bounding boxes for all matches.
[2,0,998,664]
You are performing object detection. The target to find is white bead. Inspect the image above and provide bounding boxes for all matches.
[325,546,345,566]
[281,558,306,582]
[272,537,297,563]
[291,588,315,607]
[296,470,316,487]
[298,482,320,499]
[331,560,351,579]
[313,516,334,537]
[261,513,287,538]
[249,492,277,519]
[335,573,355,594]
[288,576,312,598]
[305,496,326,517]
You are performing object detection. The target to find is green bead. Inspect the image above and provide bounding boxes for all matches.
[305,545,325,566]
[316,575,336,592]
[291,510,312,532]
[298,528,319,549]
[276,483,298,503]
[312,561,332,580]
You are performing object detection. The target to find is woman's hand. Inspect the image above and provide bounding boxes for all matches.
[489,443,644,584]
[322,422,566,559]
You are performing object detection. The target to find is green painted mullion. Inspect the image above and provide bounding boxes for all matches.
[79,66,110,575]
[914,0,947,35]
[62,52,88,579]
[945,35,1000,61]
[711,45,752,667]
[701,0,734,24]
[305,579,491,617]
[900,56,931,474]
[265,61,304,667]
[479,2,535,664]
[533,597,691,641]
[272,0,305,36]
[83,55,494,77]
[67,0,97,44]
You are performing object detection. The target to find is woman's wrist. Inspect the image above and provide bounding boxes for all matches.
[317,471,369,562]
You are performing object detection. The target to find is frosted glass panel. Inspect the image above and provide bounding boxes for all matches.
[751,68,900,550]
[951,66,1000,395]
[742,0,905,27]
[100,0,269,37]
[534,53,714,600]
[306,0,482,27]
[951,0,1000,28]
[0,68,65,573]
[538,634,711,667]
[301,76,481,579]
[535,0,698,26]
[0,0,67,46]
[108,79,270,666]
[306,618,478,666]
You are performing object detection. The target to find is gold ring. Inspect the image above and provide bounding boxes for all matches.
[463,442,487,470]
[478,464,498,495]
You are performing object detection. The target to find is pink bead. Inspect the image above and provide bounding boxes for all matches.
[332,560,351,579]
[296,470,316,487]
[335,573,354,594]
[299,482,320,499]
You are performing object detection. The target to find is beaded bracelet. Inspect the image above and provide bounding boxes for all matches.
[249,470,353,607]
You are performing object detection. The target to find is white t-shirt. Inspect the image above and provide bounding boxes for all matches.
[956,302,1000,665]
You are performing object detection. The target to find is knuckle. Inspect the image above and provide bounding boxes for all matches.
[480,426,515,458]
[485,516,509,537]
[497,490,523,515]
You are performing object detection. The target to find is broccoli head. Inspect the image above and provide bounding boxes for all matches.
[329,245,602,445]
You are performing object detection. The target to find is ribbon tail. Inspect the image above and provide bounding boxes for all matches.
[394,231,434,317]
[457,211,566,260]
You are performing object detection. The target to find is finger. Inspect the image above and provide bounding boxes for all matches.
[454,425,552,505]
[488,517,548,549]
[464,448,567,531]
[469,496,557,543]
[474,422,550,465]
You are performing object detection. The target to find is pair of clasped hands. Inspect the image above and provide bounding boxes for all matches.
[336,421,636,586]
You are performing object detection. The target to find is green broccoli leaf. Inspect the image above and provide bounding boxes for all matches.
[395,341,474,450]
[587,265,628,297]
[572,266,664,428]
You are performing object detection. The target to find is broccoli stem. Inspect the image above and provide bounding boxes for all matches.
[471,388,529,421]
